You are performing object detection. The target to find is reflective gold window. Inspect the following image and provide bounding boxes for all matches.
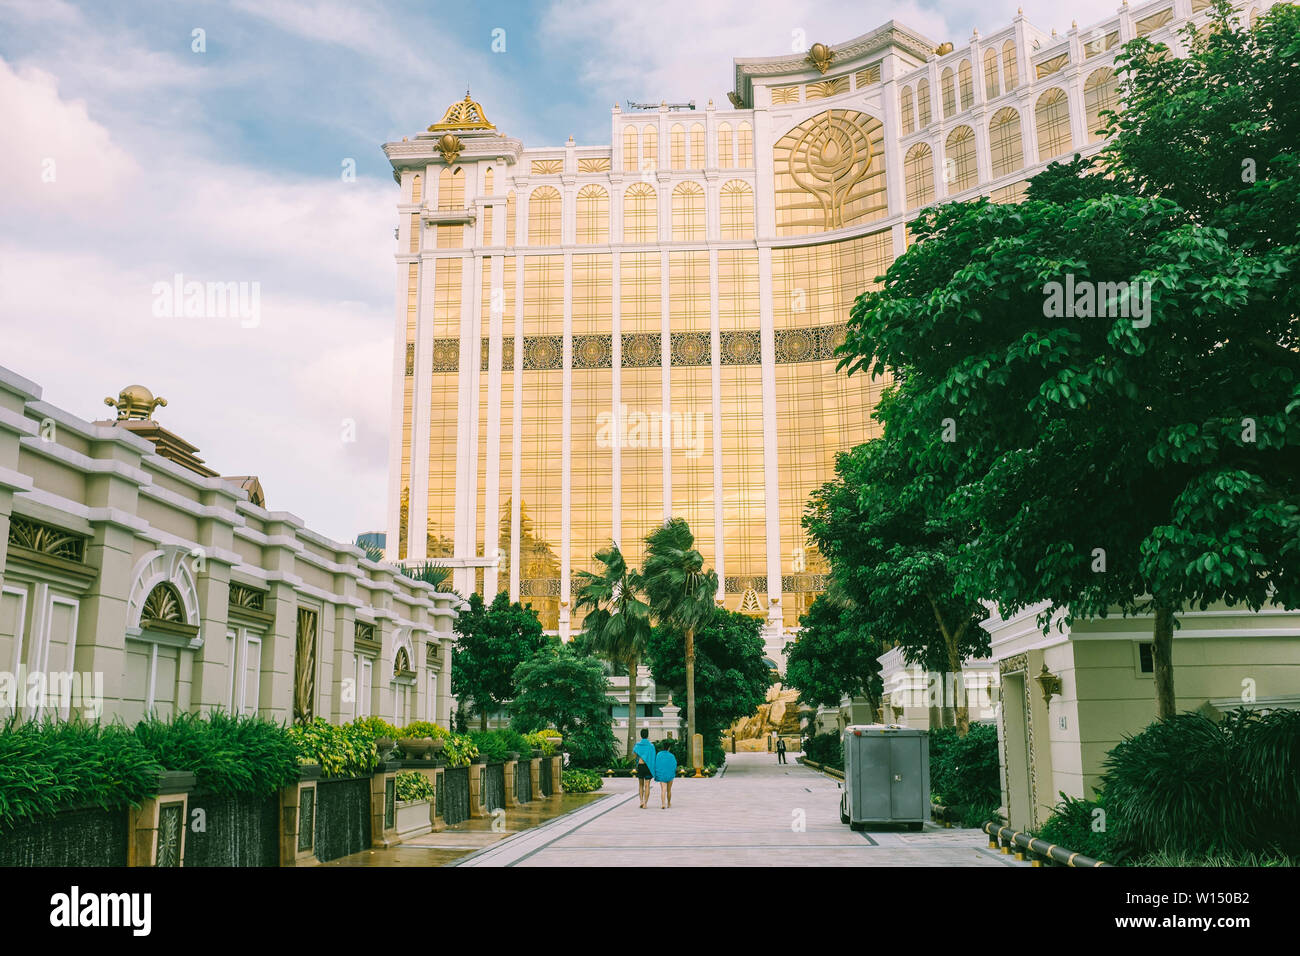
[668,250,709,332]
[717,123,734,169]
[619,251,662,568]
[505,191,516,246]
[411,173,422,204]
[623,183,658,243]
[1035,87,1073,161]
[623,126,638,172]
[719,180,754,240]
[1003,40,1019,92]
[945,126,977,194]
[958,59,974,111]
[904,143,935,210]
[988,107,1023,178]
[900,86,915,135]
[717,249,757,331]
[436,223,462,248]
[671,181,705,242]
[641,124,658,173]
[1083,67,1119,142]
[670,124,686,170]
[426,257,463,559]
[690,123,705,170]
[916,78,932,127]
[984,49,1000,99]
[570,253,613,605]
[483,167,494,194]
[773,109,887,236]
[737,121,753,167]
[527,185,561,246]
[576,184,609,244]
[439,167,464,210]
[941,67,957,118]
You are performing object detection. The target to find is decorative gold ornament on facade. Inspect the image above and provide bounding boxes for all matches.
[773,108,884,234]
[935,41,954,55]
[428,92,496,131]
[104,385,167,421]
[435,133,463,164]
[727,91,744,108]
[805,42,834,74]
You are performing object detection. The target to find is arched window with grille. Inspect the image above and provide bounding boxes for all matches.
[528,185,561,245]
[916,78,932,127]
[623,182,657,242]
[670,123,686,170]
[1035,88,1073,161]
[984,49,1000,99]
[718,180,753,239]
[941,66,957,117]
[737,121,753,166]
[988,107,1023,177]
[900,86,915,134]
[623,126,639,172]
[904,143,935,209]
[690,123,706,169]
[671,181,705,241]
[1083,67,1119,141]
[958,59,974,111]
[576,184,609,244]
[717,122,734,169]
[1003,40,1019,92]
[945,126,978,194]
[641,125,658,173]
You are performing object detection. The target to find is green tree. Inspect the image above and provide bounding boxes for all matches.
[783,593,885,713]
[645,608,773,761]
[572,543,653,757]
[511,645,617,768]
[451,592,548,730]
[805,415,990,733]
[838,4,1300,720]
[642,518,719,772]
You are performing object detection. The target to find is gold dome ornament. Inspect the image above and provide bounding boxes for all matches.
[935,41,954,55]
[428,91,496,132]
[436,133,463,164]
[806,42,834,74]
[104,385,167,421]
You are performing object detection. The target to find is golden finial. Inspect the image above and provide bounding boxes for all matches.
[428,91,496,132]
[105,385,166,421]
[436,133,463,164]
[806,42,834,73]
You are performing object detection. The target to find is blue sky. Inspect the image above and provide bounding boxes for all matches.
[0,0,1122,543]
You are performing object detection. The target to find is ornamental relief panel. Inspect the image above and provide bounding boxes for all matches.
[773,108,888,236]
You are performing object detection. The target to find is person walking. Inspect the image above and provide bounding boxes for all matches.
[654,740,678,809]
[776,737,788,765]
[633,727,657,809]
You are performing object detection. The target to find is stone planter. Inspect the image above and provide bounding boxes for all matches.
[395,799,433,838]
[397,737,435,760]
[506,751,520,761]
[375,737,395,758]
[531,748,543,759]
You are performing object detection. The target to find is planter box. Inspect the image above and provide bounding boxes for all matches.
[395,799,433,839]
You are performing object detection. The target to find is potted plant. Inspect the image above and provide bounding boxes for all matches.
[397,736,435,760]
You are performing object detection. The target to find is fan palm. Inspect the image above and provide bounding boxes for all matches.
[642,518,718,773]
[572,543,652,757]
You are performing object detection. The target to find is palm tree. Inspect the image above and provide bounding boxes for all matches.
[642,518,718,774]
[572,543,652,757]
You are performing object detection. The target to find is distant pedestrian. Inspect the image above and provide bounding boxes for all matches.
[654,740,677,809]
[776,737,788,765]
[633,728,657,808]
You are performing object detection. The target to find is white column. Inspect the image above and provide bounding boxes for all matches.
[454,250,481,596]
[660,249,672,520]
[510,255,524,601]
[757,247,780,615]
[485,249,504,597]
[709,247,724,600]
[611,253,622,547]
[560,251,573,639]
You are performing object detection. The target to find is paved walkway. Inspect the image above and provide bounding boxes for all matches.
[455,752,1024,867]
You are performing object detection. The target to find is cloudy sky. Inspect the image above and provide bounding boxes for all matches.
[0,0,1123,544]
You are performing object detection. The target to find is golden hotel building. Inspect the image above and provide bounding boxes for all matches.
[383,0,1246,654]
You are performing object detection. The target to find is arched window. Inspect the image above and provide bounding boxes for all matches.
[641,125,658,173]
[528,185,561,245]
[411,173,422,204]
[1035,88,1073,161]
[904,143,935,209]
[900,86,915,134]
[690,123,706,169]
[576,184,609,244]
[1002,40,1019,92]
[623,126,639,172]
[717,123,734,169]
[505,190,516,246]
[916,78,932,127]
[941,67,957,117]
[984,49,1000,99]
[945,126,978,193]
[988,107,1023,177]
[958,59,974,110]
[737,121,753,166]
[623,182,657,242]
[483,167,494,194]
[719,180,754,239]
[670,123,686,170]
[438,166,464,209]
[671,181,705,241]
[1083,67,1119,141]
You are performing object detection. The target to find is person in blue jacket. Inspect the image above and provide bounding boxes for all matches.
[633,728,657,808]
[654,740,678,809]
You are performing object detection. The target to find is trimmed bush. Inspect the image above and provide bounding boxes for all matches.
[287,718,379,778]
[929,723,1000,808]
[469,729,533,762]
[132,711,298,796]
[561,768,603,793]
[1034,792,1115,862]
[1102,709,1300,860]
[0,718,162,830]
[395,770,436,802]
[803,732,843,770]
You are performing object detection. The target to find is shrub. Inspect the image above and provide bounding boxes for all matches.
[394,720,452,740]
[469,729,532,762]
[561,769,603,793]
[655,736,726,771]
[929,723,1000,808]
[803,732,843,770]
[523,730,559,756]
[132,711,298,796]
[439,734,478,768]
[287,718,379,778]
[1101,708,1300,859]
[1034,792,1115,862]
[394,770,437,802]
[0,718,162,829]
[559,723,620,770]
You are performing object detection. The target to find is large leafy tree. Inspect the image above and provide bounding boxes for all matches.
[511,645,618,768]
[783,592,885,714]
[450,592,548,730]
[805,403,990,733]
[641,518,718,770]
[838,4,1300,720]
[645,608,773,759]
[572,544,653,756]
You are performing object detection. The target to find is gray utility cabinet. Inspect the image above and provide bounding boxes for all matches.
[839,725,930,831]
